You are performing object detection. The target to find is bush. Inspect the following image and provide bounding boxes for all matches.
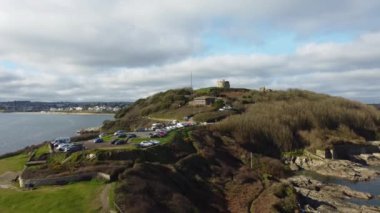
[214,93,380,156]
[193,111,235,123]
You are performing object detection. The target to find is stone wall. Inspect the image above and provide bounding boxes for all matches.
[19,172,111,188]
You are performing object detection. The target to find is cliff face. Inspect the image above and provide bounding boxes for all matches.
[113,129,297,213]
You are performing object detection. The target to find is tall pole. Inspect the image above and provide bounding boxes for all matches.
[191,71,193,89]
[250,152,253,169]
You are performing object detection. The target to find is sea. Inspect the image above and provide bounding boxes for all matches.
[0,113,113,155]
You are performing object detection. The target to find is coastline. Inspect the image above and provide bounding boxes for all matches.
[0,111,115,116]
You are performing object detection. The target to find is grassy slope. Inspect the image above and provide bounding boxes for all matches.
[0,181,104,213]
[105,88,380,153]
[0,153,28,174]
[213,90,380,156]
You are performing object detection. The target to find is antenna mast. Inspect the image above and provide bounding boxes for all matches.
[190,71,193,89]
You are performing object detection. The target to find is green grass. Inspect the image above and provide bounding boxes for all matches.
[101,134,114,143]
[281,149,304,158]
[98,145,137,151]
[34,144,50,159]
[109,182,117,211]
[98,130,179,151]
[0,153,28,174]
[0,180,104,213]
[48,153,67,164]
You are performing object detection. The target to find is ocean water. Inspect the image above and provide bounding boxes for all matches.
[0,113,113,155]
[299,168,380,206]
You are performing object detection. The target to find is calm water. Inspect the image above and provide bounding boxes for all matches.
[299,168,380,206]
[0,113,113,155]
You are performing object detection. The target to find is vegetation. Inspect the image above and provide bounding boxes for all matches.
[0,153,28,174]
[193,110,235,123]
[102,87,250,131]
[0,181,104,213]
[33,144,50,160]
[214,90,380,157]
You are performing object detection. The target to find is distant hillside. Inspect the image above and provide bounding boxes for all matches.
[102,87,249,131]
[103,87,380,154]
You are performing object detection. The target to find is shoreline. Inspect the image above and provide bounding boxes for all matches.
[0,111,115,116]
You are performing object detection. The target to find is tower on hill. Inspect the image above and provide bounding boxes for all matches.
[216,80,230,89]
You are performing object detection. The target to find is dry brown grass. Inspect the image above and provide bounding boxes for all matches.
[214,93,380,156]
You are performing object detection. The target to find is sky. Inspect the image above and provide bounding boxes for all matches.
[0,0,380,103]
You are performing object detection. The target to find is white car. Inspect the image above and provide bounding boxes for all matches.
[57,143,73,151]
[150,140,160,145]
[139,141,153,147]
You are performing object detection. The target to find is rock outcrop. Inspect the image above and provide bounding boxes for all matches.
[286,175,380,213]
[353,153,380,166]
[287,154,380,181]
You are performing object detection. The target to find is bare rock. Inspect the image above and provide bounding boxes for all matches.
[285,175,380,213]
[291,156,380,181]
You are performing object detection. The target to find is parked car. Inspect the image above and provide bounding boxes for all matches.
[110,139,119,144]
[114,130,126,136]
[138,140,160,148]
[117,133,127,138]
[93,138,103,143]
[63,144,83,152]
[139,141,153,147]
[127,133,137,138]
[150,140,160,145]
[51,137,71,147]
[51,137,71,144]
[114,140,126,145]
[149,132,159,138]
[57,143,72,151]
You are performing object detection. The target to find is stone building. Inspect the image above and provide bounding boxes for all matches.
[217,80,230,89]
[189,96,216,106]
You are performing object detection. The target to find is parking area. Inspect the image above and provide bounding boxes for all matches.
[53,121,196,152]
[78,130,159,150]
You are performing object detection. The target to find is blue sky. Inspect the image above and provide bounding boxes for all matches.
[0,0,379,102]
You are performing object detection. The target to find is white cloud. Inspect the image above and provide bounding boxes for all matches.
[0,1,380,102]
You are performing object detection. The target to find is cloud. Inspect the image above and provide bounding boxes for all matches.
[0,1,380,102]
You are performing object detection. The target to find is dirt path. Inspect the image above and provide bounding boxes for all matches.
[100,183,112,213]
[145,116,177,122]
[0,171,19,189]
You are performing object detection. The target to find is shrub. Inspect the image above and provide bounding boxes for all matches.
[214,93,380,156]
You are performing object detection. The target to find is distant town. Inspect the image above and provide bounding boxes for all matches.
[0,101,131,113]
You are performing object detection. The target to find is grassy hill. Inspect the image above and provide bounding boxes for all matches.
[103,87,379,153]
[95,87,380,212]
[3,87,376,212]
